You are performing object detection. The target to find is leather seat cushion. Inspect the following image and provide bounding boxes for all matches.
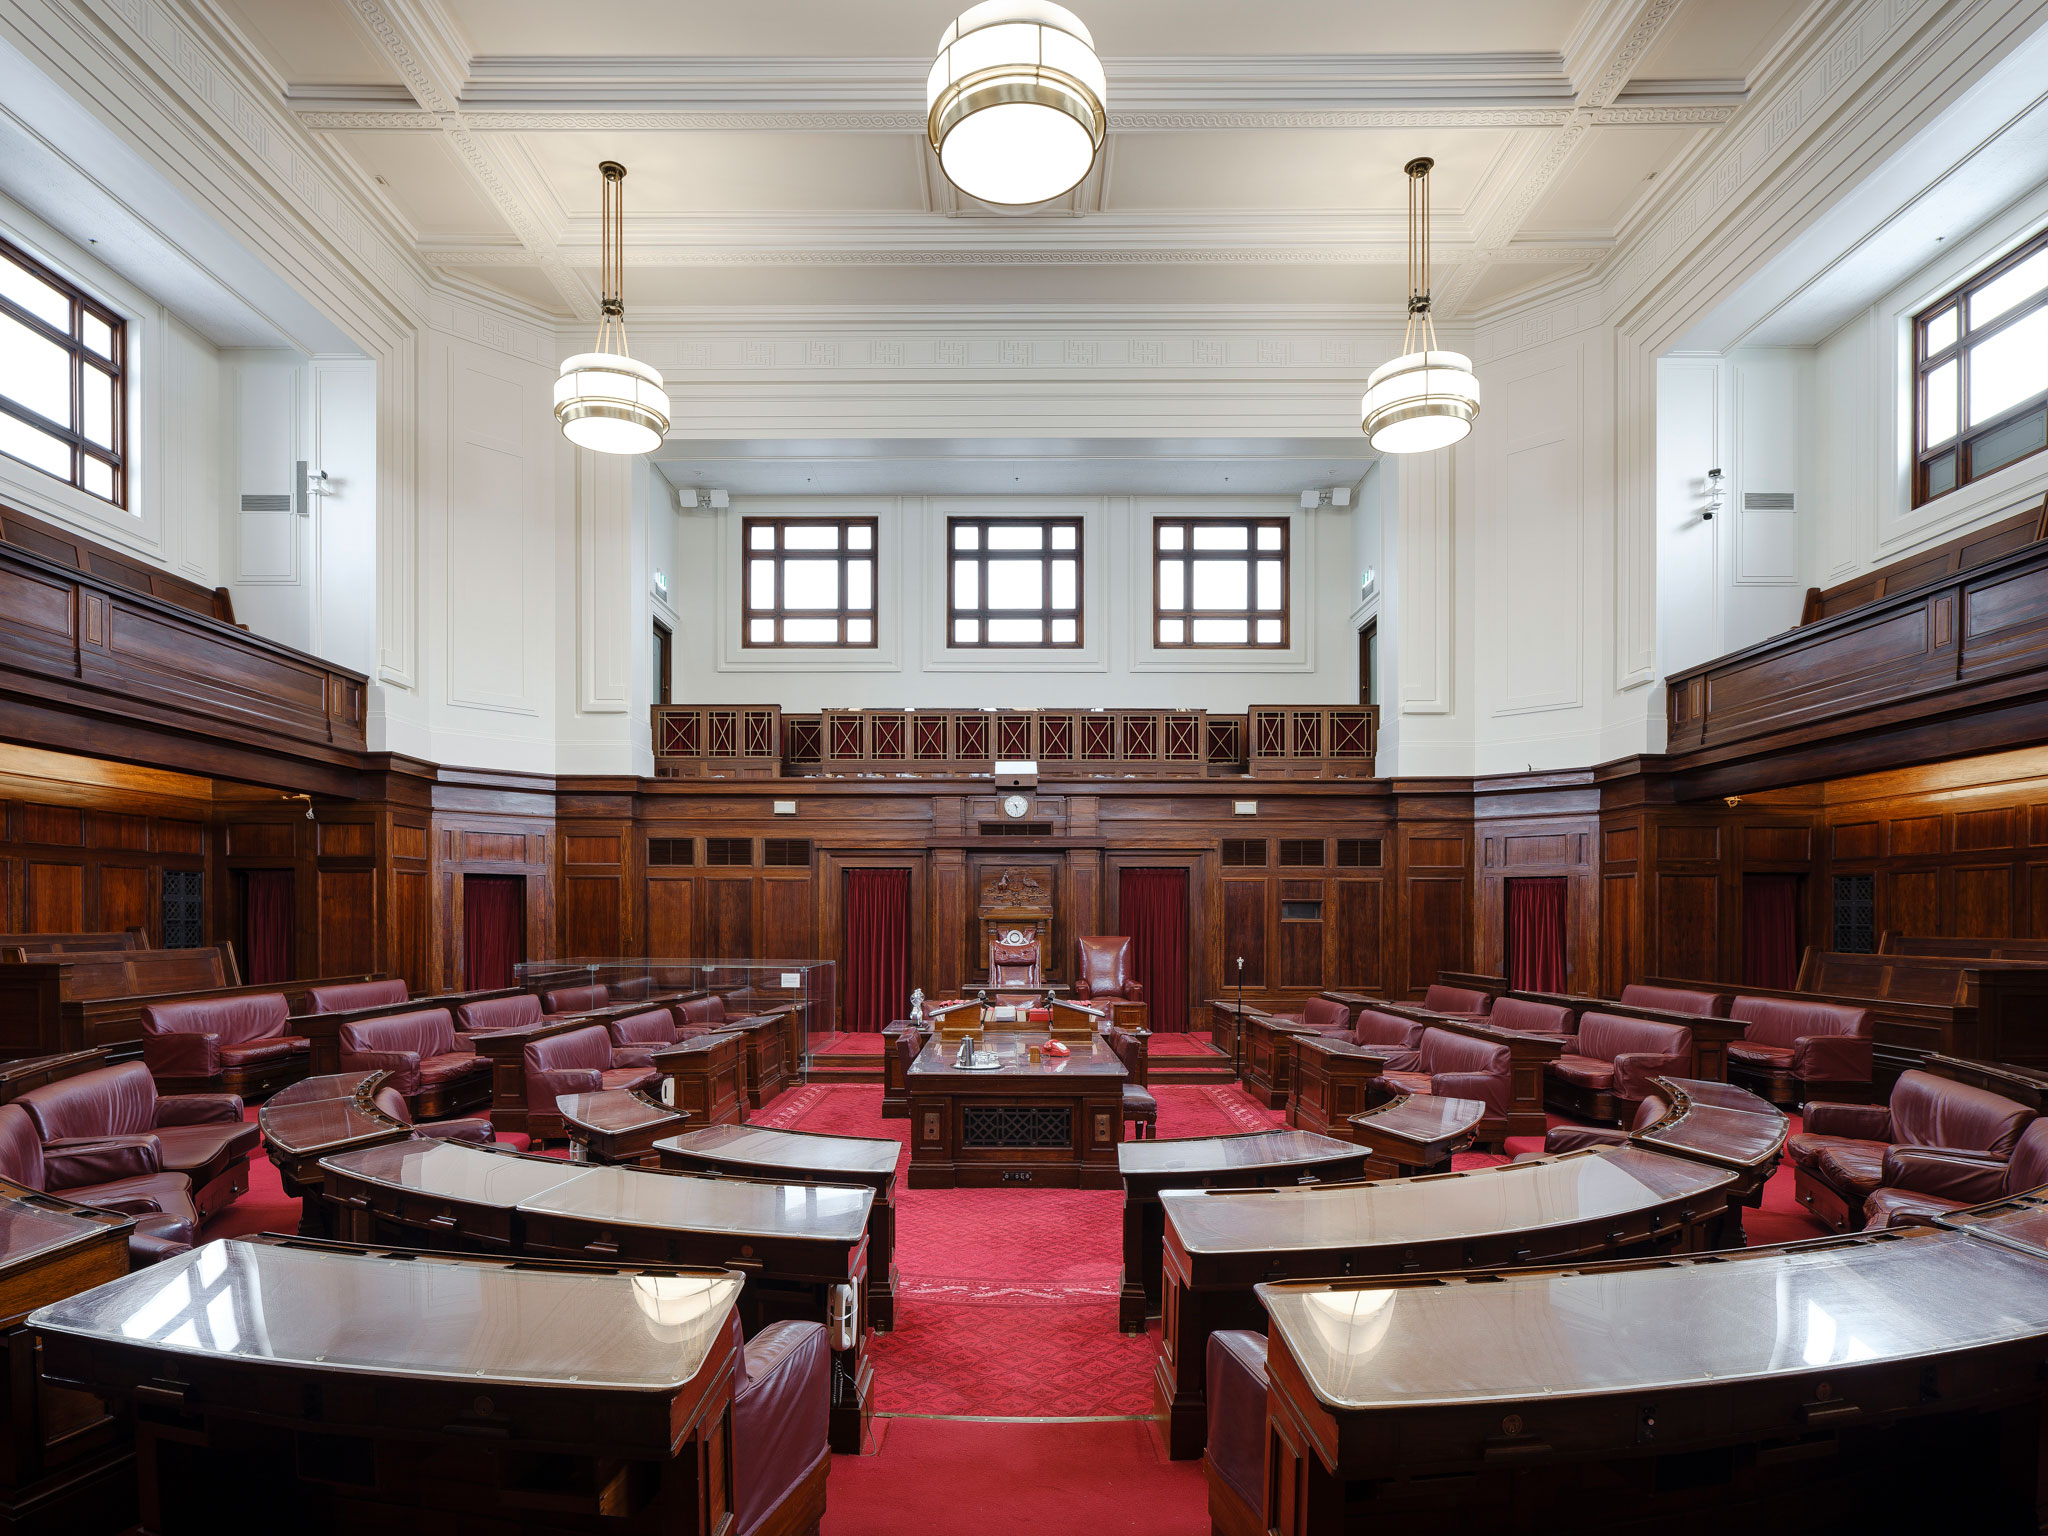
[1122,1085,1158,1114]
[1787,1131,1881,1171]
[1862,1185,1968,1229]
[219,1035,308,1066]
[1728,1040,1794,1067]
[1549,1054,1615,1090]
[154,1121,261,1178]
[1814,1143,1887,1197]
[66,1171,198,1225]
[599,1066,660,1094]
[417,1052,488,1087]
[1382,1070,1433,1097]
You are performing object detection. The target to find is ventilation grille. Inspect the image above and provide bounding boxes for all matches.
[1335,838,1383,868]
[705,838,753,867]
[240,493,291,513]
[1221,839,1266,867]
[763,838,812,867]
[979,822,1054,837]
[1278,839,1323,867]
[1745,491,1795,510]
[161,869,203,949]
[1833,872,1875,954]
[648,838,693,867]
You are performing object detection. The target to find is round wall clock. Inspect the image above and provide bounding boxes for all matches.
[1001,793,1031,819]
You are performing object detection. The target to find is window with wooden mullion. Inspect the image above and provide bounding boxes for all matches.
[0,234,125,507]
[948,516,1082,648]
[741,517,878,647]
[1915,226,2048,506]
[1154,517,1288,648]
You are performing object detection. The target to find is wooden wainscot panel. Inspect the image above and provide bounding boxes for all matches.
[317,822,373,859]
[1889,816,1943,856]
[462,831,527,864]
[1603,825,1640,865]
[228,822,295,860]
[1832,821,1880,860]
[1956,806,2016,851]
[1656,824,1719,862]
[1502,833,1572,866]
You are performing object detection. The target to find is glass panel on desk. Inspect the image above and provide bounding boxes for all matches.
[521,1164,872,1240]
[320,1140,587,1207]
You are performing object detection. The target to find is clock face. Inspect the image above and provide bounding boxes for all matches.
[1002,794,1030,819]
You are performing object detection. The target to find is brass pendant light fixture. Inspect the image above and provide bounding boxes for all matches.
[927,2,1107,206]
[554,161,671,455]
[1361,157,1482,454]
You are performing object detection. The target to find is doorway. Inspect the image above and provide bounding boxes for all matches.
[1358,619,1378,707]
[463,875,526,990]
[1504,876,1567,992]
[235,869,294,985]
[1743,873,1803,990]
[1118,867,1190,1032]
[842,867,912,1034]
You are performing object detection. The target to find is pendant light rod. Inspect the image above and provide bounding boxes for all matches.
[1403,157,1436,347]
[599,160,625,320]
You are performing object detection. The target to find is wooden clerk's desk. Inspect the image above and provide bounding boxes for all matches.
[31,1236,747,1535]
[1260,1221,2048,1533]
[318,1139,876,1454]
[905,1029,1126,1189]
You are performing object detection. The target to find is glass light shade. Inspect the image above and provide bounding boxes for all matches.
[554,351,671,455]
[1361,348,1481,454]
[928,1,1106,206]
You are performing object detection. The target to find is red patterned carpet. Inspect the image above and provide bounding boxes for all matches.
[1144,1033,1230,1058]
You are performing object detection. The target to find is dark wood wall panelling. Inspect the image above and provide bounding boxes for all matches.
[0,792,205,941]
[1472,774,1599,992]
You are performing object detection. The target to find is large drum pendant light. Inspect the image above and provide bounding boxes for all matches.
[927,1,1107,206]
[1361,158,1481,454]
[555,161,671,455]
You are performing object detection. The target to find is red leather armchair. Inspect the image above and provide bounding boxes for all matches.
[140,992,308,1097]
[1073,936,1143,1001]
[0,1103,195,1266]
[16,1062,255,1219]
[1864,1116,2048,1229]
[338,1009,489,1119]
[1380,1028,1513,1149]
[730,1313,831,1536]
[1620,983,1726,1016]
[1727,996,1874,1106]
[1486,997,1570,1034]
[542,984,610,1014]
[1205,1330,1268,1536]
[367,1085,495,1145]
[676,995,732,1032]
[608,1008,678,1059]
[521,1025,660,1141]
[987,939,1043,1005]
[455,994,545,1034]
[1269,996,1353,1033]
[1420,983,1492,1015]
[1545,1012,1691,1124]
[1790,1069,2033,1232]
[1346,1008,1429,1051]
[307,978,408,1014]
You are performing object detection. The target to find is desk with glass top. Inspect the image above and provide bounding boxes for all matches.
[30,1235,746,1534]
[557,1087,690,1166]
[656,1123,902,1331]
[1115,1130,1368,1334]
[258,1070,411,1232]
[1345,1091,1484,1177]
[1257,1227,2048,1533]
[1154,1144,1742,1460]
[906,1031,1127,1189]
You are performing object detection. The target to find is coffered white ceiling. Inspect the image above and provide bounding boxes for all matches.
[200,0,1815,321]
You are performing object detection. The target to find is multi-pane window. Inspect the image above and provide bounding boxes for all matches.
[948,516,1082,647]
[0,236,124,506]
[1915,228,2048,505]
[1154,517,1288,647]
[742,517,877,647]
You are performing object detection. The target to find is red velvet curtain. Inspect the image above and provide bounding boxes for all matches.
[1744,873,1802,990]
[240,870,293,986]
[1505,877,1567,993]
[843,868,911,1033]
[1119,867,1190,1032]
[463,875,525,990]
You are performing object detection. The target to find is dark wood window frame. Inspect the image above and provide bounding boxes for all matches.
[1153,516,1290,649]
[1913,225,2048,507]
[652,619,673,704]
[946,514,1083,649]
[0,233,126,507]
[740,516,879,648]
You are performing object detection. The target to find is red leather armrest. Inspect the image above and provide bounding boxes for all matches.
[1793,1033,1873,1084]
[1612,1050,1688,1104]
[344,1050,423,1095]
[44,1135,164,1187]
[1121,981,1144,1001]
[1881,1145,2009,1204]
[1803,1101,1892,1139]
[1544,1124,1630,1154]
[611,1046,657,1070]
[417,1118,496,1144]
[734,1320,829,1536]
[155,1093,245,1126]
[142,1032,220,1079]
[1428,1071,1502,1115]
[1554,1033,1579,1056]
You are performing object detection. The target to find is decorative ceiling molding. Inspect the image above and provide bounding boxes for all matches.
[423,244,1608,271]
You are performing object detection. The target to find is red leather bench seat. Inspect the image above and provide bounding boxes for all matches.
[338,1009,486,1097]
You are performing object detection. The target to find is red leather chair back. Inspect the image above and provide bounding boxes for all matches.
[523,1025,613,1078]
[307,979,408,1014]
[544,985,610,1014]
[456,995,543,1033]
[19,1062,159,1142]
[371,1085,416,1126]
[338,1009,462,1062]
[0,1105,45,1191]
[141,993,291,1047]
[1730,996,1872,1049]
[1487,997,1569,1033]
[1576,1012,1691,1064]
[611,1010,679,1050]
[2006,1117,2048,1193]
[1421,984,1491,1015]
[1631,1093,1672,1130]
[1350,1009,1426,1049]
[1888,1069,2031,1157]
[1414,1028,1512,1113]
[676,996,729,1027]
[1620,983,1725,1016]
[989,941,1041,988]
[1075,936,1136,998]
[1297,996,1351,1032]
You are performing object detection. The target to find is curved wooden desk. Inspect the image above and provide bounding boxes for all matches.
[257,1070,410,1233]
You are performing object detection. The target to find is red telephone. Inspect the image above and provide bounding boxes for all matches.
[1042,1040,1070,1058]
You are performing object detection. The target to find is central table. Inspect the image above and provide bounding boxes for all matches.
[30,1236,747,1534]
[905,1031,1127,1189]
